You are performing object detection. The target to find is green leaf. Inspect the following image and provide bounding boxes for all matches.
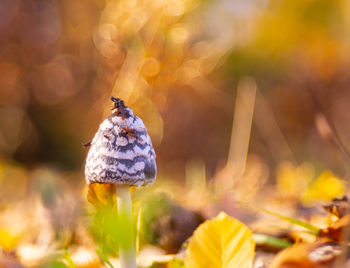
[96,249,114,268]
[253,233,292,249]
[64,250,75,268]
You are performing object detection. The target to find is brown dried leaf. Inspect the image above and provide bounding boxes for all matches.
[87,183,116,209]
[87,184,136,209]
[323,196,350,218]
[268,242,341,268]
[319,215,350,242]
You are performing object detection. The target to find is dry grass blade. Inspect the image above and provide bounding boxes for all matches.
[259,207,320,235]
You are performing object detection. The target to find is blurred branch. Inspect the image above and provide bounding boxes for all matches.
[214,77,256,194]
[307,85,350,169]
[227,77,257,172]
[254,90,298,166]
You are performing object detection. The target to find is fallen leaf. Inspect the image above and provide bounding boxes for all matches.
[323,196,350,218]
[268,242,341,268]
[268,243,317,268]
[186,211,255,268]
[87,184,136,209]
[87,183,116,209]
[0,229,19,252]
[318,214,350,242]
[301,171,344,206]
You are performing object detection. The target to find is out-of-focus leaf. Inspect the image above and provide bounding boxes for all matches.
[0,229,19,251]
[319,214,350,242]
[137,192,202,252]
[290,214,337,244]
[269,242,341,268]
[301,171,345,206]
[323,196,350,218]
[64,250,75,268]
[185,211,255,268]
[268,243,316,268]
[87,183,116,209]
[40,260,68,268]
[139,192,173,245]
[276,162,313,198]
[253,233,292,250]
[167,258,186,268]
[96,249,114,268]
[88,183,135,209]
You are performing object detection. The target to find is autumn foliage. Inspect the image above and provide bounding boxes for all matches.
[1,0,350,267]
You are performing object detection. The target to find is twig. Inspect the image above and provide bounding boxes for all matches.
[307,85,350,169]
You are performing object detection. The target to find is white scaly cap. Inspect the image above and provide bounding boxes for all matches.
[85,97,157,186]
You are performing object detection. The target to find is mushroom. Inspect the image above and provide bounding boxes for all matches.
[85,96,157,268]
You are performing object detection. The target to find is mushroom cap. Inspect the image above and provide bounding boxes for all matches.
[85,102,156,186]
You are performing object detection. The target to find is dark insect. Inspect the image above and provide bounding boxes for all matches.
[83,140,92,147]
[111,96,127,120]
[110,96,137,136]
[83,97,135,149]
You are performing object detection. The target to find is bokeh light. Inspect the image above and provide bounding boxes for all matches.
[1,0,350,266]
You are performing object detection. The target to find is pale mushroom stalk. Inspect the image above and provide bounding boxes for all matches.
[117,185,136,268]
[85,97,157,268]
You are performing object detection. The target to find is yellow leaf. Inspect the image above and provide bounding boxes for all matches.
[301,171,344,206]
[186,211,255,268]
[276,162,314,198]
[0,229,19,251]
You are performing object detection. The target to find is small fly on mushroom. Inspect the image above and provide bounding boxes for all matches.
[84,96,157,268]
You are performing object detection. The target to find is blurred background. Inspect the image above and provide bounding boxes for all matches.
[1,0,350,266]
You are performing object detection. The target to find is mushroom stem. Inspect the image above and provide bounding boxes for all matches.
[117,185,137,268]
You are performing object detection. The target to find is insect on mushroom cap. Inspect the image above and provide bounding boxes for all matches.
[85,97,157,186]
[110,96,125,110]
